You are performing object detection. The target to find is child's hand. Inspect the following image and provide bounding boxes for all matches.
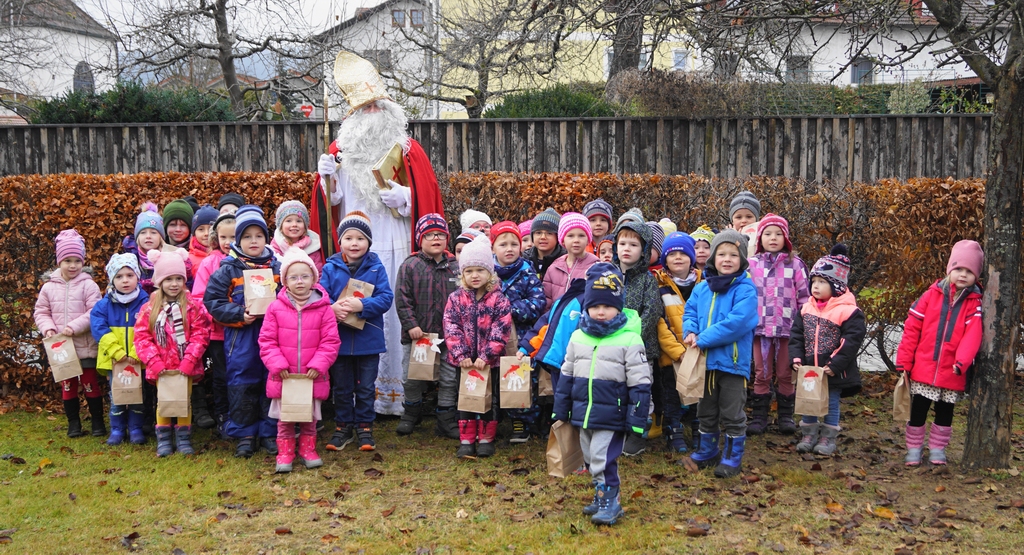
[62,326,74,337]
[473,358,487,371]
[243,310,257,325]
[159,369,180,377]
[683,333,698,348]
[823,366,834,376]
[459,358,474,369]
[332,300,350,321]
[408,326,424,340]
[306,369,320,380]
[515,350,525,361]
[44,330,56,338]
[270,370,285,381]
[343,297,363,313]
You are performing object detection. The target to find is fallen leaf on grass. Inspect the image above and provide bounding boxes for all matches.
[455,509,468,519]
[826,502,845,514]
[0,536,11,545]
[38,458,52,470]
[631,490,643,499]
[217,490,232,499]
[742,475,760,484]
[510,512,536,522]
[869,505,895,520]
[171,549,186,555]
[274,527,292,535]
[382,506,396,518]
[364,468,384,478]
[995,499,1024,510]
[8,457,25,465]
[510,468,529,476]
[163,525,182,536]
[373,453,384,462]
[68,493,77,502]
[935,486,945,493]
[321,533,339,543]
[963,477,982,485]
[298,490,311,501]
[936,507,957,518]
[685,526,708,537]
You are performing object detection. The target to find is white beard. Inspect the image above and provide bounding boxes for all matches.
[337,100,411,213]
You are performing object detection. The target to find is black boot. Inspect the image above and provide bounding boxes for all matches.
[64,398,83,438]
[776,394,797,435]
[86,396,107,437]
[191,385,216,429]
[396,401,423,436]
[746,393,772,435]
[435,406,459,440]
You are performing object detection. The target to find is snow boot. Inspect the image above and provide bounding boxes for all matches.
[174,425,194,455]
[582,480,600,516]
[396,401,422,436]
[456,419,476,458]
[64,398,83,438]
[435,406,460,440]
[796,421,820,453]
[746,393,771,435]
[155,425,174,457]
[665,417,689,453]
[813,424,839,456]
[298,434,323,469]
[713,435,746,478]
[107,407,127,446]
[275,434,295,473]
[776,393,797,435]
[904,424,926,466]
[476,420,497,458]
[191,387,215,429]
[691,431,721,469]
[928,423,952,465]
[127,409,146,444]
[86,396,107,437]
[590,483,624,525]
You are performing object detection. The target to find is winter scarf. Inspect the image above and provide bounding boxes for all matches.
[579,312,628,338]
[705,268,744,294]
[155,301,187,358]
[230,243,276,268]
[496,258,523,281]
[112,288,141,305]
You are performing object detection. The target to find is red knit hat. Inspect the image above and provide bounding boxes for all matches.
[755,213,792,254]
[490,220,521,243]
[947,240,983,277]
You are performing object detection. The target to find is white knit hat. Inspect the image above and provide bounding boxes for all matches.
[459,235,495,273]
[459,209,492,230]
[280,247,319,283]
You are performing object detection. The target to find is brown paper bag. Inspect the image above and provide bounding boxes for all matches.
[111,359,144,405]
[157,372,190,418]
[339,278,375,330]
[675,346,707,400]
[795,365,829,417]
[538,366,554,397]
[893,373,911,422]
[499,356,532,409]
[44,334,83,383]
[243,269,276,316]
[407,333,442,381]
[457,366,492,413]
[280,374,314,423]
[546,420,584,478]
[505,322,519,356]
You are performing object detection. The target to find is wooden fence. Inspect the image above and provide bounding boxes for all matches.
[0,115,991,180]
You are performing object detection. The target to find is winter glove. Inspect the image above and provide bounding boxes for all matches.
[318,153,339,181]
[379,180,411,214]
[318,153,345,206]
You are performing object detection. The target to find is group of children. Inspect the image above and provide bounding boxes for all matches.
[34,189,984,527]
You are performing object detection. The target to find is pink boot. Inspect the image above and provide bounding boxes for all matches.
[456,420,476,458]
[276,435,296,473]
[904,424,926,466]
[928,424,952,465]
[477,420,498,458]
[298,434,322,469]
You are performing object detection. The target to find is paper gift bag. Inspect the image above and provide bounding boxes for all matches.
[157,372,191,418]
[795,365,829,417]
[111,359,144,405]
[457,366,492,414]
[408,333,442,381]
[546,420,584,478]
[339,278,375,330]
[243,269,276,316]
[675,346,707,400]
[499,356,532,409]
[44,334,82,383]
[538,366,554,397]
[505,322,519,356]
[280,374,314,423]
[893,373,912,421]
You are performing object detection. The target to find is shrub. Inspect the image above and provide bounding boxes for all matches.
[484,84,618,118]
[29,82,237,124]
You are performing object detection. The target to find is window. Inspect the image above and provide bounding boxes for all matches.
[392,10,405,27]
[638,50,650,70]
[73,62,94,93]
[604,47,614,79]
[673,49,690,71]
[786,56,811,83]
[410,9,424,27]
[362,49,393,72]
[851,59,874,85]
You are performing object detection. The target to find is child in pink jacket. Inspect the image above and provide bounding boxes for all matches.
[134,248,212,457]
[259,248,341,473]
[34,229,103,438]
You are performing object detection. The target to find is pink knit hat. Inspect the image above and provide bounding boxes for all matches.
[755,213,792,254]
[946,240,984,277]
[148,248,189,287]
[280,247,319,283]
[557,212,592,246]
[518,220,533,238]
[55,229,86,264]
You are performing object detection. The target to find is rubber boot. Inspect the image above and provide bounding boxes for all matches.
[746,393,771,435]
[396,401,423,436]
[456,419,476,458]
[665,417,688,453]
[714,435,746,478]
[904,424,926,466]
[155,425,174,457]
[582,480,600,516]
[174,425,194,455]
[691,431,721,469]
[107,408,127,446]
[298,434,323,469]
[191,387,215,429]
[64,398,83,438]
[127,409,146,444]
[928,423,952,465]
[275,434,295,473]
[776,394,797,435]
[435,406,460,440]
[590,483,624,525]
[795,421,820,453]
[648,414,663,439]
[86,396,107,437]
[476,420,497,458]
[813,424,839,456]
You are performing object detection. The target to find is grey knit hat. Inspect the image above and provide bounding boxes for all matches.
[616,207,644,227]
[729,191,761,220]
[709,229,749,273]
[531,208,561,235]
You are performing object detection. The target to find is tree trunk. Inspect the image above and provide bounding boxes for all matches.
[214,0,245,115]
[608,0,646,81]
[962,75,1024,470]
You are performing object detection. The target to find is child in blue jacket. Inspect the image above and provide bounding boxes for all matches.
[682,230,758,478]
[320,212,395,452]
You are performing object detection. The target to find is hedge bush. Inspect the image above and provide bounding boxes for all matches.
[29,82,237,124]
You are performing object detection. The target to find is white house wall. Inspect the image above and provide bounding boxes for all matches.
[1,26,116,98]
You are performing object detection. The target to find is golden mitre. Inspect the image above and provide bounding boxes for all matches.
[333,51,393,113]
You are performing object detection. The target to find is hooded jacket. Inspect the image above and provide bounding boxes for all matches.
[682,270,758,377]
[443,286,513,368]
[34,269,102,361]
[613,220,664,365]
[191,249,227,341]
[259,285,340,401]
[319,252,395,356]
[654,268,693,367]
[133,296,212,382]
[523,244,567,281]
[497,257,546,331]
[748,251,810,338]
[519,277,585,370]
[542,252,599,311]
[90,289,150,374]
[789,291,866,396]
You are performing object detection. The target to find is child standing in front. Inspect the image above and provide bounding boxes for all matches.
[35,229,104,438]
[543,212,598,310]
[134,248,211,457]
[270,201,325,273]
[122,204,176,294]
[188,205,219,272]
[895,240,983,466]
[789,245,866,456]
[91,253,150,445]
[444,235,512,459]
[320,212,395,452]
[747,215,810,435]
[553,263,650,526]
[259,248,341,472]
[683,230,758,478]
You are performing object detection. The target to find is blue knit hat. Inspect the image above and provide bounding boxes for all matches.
[660,232,696,268]
[337,211,372,245]
[191,205,219,233]
[583,262,625,311]
[134,203,165,240]
[234,205,269,239]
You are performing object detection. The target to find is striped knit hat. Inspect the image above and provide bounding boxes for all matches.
[276,200,310,227]
[557,212,592,245]
[337,211,373,245]
[415,213,449,245]
[616,207,644,227]
[55,229,86,264]
[647,221,666,256]
[490,220,522,243]
[755,213,792,254]
[234,205,269,239]
[531,208,561,235]
[582,198,613,222]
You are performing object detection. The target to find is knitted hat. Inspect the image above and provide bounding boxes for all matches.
[612,219,653,264]
[459,209,492,230]
[337,211,373,245]
[660,232,696,268]
[531,208,561,235]
[616,207,644,227]
[583,262,625,311]
[946,240,984,278]
[192,205,219,233]
[276,200,310,228]
[182,196,201,214]
[755,213,792,254]
[217,192,245,212]
[729,191,761,220]
[518,220,533,238]
[582,198,613,222]
[280,247,319,283]
[134,203,165,240]
[690,224,715,246]
[148,248,189,287]
[105,252,141,283]
[455,228,483,245]
[213,212,235,235]
[234,205,269,239]
[162,199,195,234]
[709,229,749,273]
[659,218,677,235]
[647,221,666,255]
[459,235,494,273]
[490,220,522,243]
[810,244,852,295]
[557,212,592,245]
[597,237,614,252]
[55,229,86,264]
[415,213,449,245]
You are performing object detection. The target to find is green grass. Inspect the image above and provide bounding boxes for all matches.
[2,384,1024,554]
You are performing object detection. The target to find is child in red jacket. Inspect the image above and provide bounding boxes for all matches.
[896,240,984,466]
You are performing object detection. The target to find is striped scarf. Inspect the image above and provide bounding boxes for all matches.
[155,301,187,358]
